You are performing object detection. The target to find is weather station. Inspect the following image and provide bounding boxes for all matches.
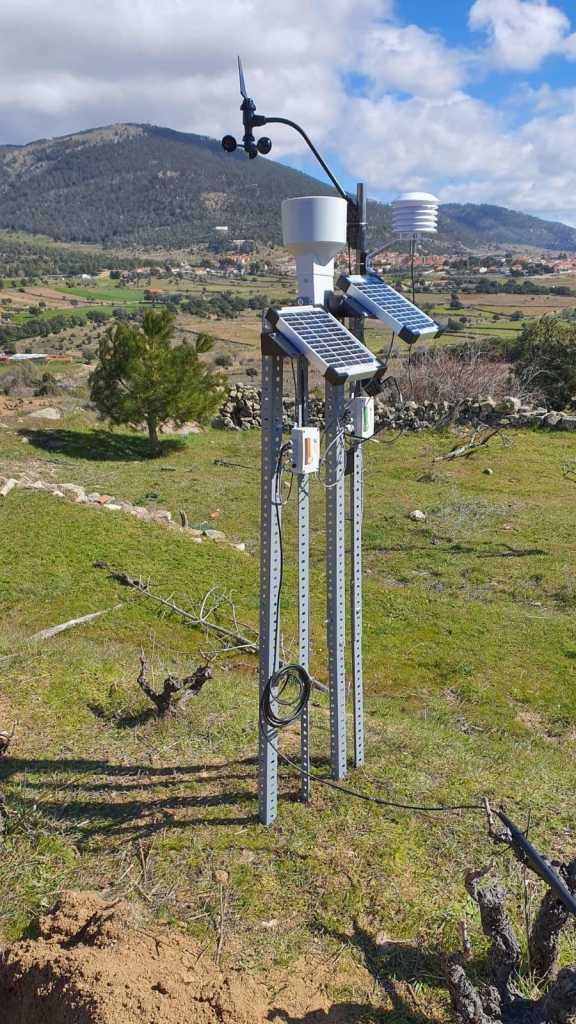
[222,59,443,825]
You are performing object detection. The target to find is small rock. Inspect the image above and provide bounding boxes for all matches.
[152,510,172,524]
[132,507,151,519]
[86,493,101,502]
[51,490,65,498]
[28,406,61,420]
[483,468,493,475]
[93,494,114,505]
[58,483,85,499]
[104,503,123,511]
[203,529,226,541]
[258,919,278,931]
[409,510,426,522]
[184,528,204,537]
[213,869,229,885]
[233,542,246,552]
[0,478,18,497]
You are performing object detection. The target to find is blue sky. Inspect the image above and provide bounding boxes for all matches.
[1,1,576,223]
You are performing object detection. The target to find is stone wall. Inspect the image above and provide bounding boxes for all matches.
[216,384,576,433]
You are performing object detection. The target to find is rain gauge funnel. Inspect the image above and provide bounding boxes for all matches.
[281,196,347,306]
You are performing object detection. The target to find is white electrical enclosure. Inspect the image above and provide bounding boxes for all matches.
[265,306,385,385]
[350,396,374,439]
[290,426,320,474]
[337,273,443,344]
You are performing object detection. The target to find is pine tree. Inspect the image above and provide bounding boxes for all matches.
[89,308,223,456]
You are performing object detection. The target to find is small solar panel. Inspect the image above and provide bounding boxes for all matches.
[337,273,444,344]
[265,306,385,385]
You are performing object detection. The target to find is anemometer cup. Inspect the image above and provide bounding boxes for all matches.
[221,135,237,153]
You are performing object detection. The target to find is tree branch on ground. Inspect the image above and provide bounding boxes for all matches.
[137,646,212,716]
[101,568,328,694]
[433,427,508,463]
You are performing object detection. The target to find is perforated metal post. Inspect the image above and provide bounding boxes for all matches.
[258,352,284,825]
[349,420,364,767]
[295,357,311,802]
[325,381,347,779]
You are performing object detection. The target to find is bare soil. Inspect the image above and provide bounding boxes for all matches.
[0,892,347,1024]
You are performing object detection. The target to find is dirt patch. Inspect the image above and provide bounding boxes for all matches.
[0,891,353,1024]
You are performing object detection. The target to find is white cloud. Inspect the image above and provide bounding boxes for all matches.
[2,0,576,224]
[358,23,466,98]
[468,0,576,71]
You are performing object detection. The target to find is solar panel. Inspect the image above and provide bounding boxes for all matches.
[337,273,444,344]
[265,306,385,385]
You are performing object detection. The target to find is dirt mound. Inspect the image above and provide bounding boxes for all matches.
[0,891,271,1024]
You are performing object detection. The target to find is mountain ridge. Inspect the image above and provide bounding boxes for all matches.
[0,123,574,253]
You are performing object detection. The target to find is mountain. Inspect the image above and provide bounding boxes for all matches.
[439,204,576,252]
[0,124,575,253]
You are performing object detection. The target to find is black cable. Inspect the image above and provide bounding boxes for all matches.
[260,664,312,730]
[258,719,484,814]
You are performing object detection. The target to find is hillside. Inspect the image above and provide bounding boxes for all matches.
[1,123,576,252]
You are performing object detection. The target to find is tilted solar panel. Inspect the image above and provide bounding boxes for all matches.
[337,273,444,344]
[265,306,385,385]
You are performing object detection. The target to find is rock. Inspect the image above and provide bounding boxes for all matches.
[28,406,61,420]
[104,503,123,511]
[58,483,85,499]
[560,416,576,431]
[93,495,114,505]
[0,478,18,497]
[184,528,204,537]
[409,510,426,522]
[152,510,172,524]
[233,542,246,552]
[132,506,151,519]
[545,412,562,427]
[86,492,101,502]
[203,528,226,541]
[480,398,496,415]
[483,468,494,475]
[51,490,65,498]
[213,869,229,884]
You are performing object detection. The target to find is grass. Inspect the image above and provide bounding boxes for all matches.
[1,404,576,1017]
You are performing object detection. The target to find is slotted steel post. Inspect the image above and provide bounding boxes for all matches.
[295,357,310,802]
[325,381,347,779]
[349,428,364,767]
[258,352,284,825]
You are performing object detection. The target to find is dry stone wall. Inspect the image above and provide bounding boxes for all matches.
[216,384,576,433]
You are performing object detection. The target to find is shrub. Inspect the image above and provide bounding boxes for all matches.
[511,317,576,410]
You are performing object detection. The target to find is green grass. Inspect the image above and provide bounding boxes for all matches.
[1,414,576,1019]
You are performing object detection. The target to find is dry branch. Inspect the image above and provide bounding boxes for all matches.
[29,606,122,642]
[433,428,504,463]
[105,569,329,695]
[137,647,212,716]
